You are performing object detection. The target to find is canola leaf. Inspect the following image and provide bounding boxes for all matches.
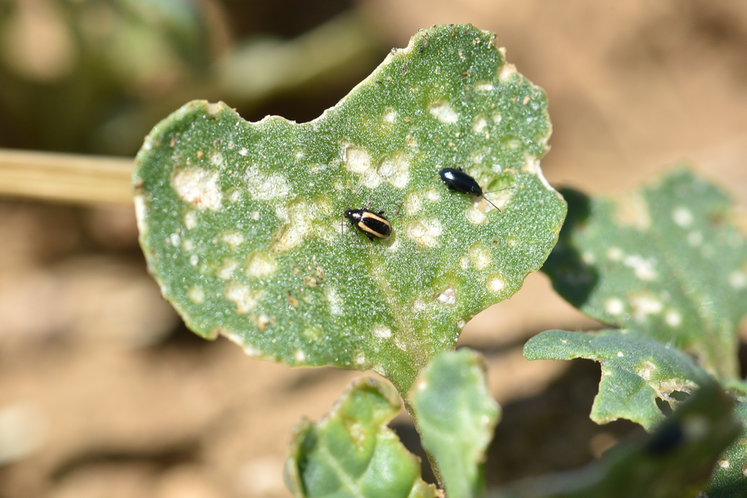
[492,381,740,498]
[409,349,500,498]
[541,169,747,379]
[133,24,565,392]
[285,377,437,498]
[706,401,747,498]
[524,329,713,431]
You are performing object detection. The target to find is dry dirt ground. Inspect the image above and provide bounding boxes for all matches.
[1,1,746,497]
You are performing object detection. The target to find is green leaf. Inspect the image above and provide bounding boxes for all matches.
[409,349,500,498]
[524,329,713,431]
[706,401,747,498]
[285,377,437,498]
[492,381,740,498]
[541,169,747,378]
[133,24,565,392]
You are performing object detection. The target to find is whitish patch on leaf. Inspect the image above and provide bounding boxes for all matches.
[245,165,291,200]
[486,274,506,293]
[224,282,262,314]
[172,167,222,210]
[429,101,459,124]
[245,252,277,278]
[672,206,693,227]
[405,218,442,247]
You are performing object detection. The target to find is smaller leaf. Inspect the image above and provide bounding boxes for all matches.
[524,329,712,431]
[409,349,500,498]
[542,169,747,379]
[492,381,740,498]
[286,377,437,498]
[706,401,747,498]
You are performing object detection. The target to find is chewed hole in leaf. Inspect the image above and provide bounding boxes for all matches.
[524,330,712,431]
[656,397,674,417]
[669,390,691,402]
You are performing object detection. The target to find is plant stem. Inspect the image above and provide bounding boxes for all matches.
[0,148,133,205]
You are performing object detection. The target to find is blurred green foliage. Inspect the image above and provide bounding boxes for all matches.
[0,0,381,155]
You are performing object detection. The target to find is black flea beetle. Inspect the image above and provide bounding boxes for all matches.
[342,187,392,241]
[438,167,506,211]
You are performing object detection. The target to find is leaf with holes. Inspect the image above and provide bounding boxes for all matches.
[285,377,437,498]
[542,169,747,379]
[492,381,739,498]
[409,349,500,498]
[524,329,713,431]
[706,401,747,498]
[133,24,565,393]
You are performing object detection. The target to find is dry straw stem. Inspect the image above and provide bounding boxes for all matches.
[0,148,133,205]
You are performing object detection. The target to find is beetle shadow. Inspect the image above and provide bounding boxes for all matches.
[540,188,599,309]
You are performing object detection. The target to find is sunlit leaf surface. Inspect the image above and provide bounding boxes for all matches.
[134,24,565,391]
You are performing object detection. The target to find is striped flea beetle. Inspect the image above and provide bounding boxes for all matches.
[344,208,392,241]
[342,187,392,241]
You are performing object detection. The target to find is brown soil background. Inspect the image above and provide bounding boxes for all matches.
[1,1,746,497]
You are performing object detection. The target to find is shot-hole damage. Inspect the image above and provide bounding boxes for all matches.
[133,24,563,390]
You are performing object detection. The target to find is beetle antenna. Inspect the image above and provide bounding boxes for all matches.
[483,186,514,212]
[483,197,502,212]
[341,186,363,239]
[483,187,511,195]
[346,186,363,209]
